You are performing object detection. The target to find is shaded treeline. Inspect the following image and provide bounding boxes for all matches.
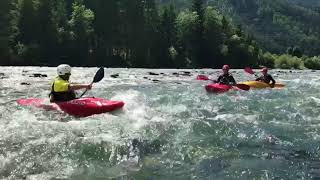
[0,0,319,69]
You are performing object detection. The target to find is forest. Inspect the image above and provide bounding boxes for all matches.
[0,0,319,69]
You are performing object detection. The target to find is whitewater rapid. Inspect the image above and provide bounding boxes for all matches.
[0,67,319,179]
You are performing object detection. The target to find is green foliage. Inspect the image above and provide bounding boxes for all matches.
[1,0,318,68]
[12,0,40,63]
[203,7,224,67]
[191,0,205,67]
[259,52,275,68]
[292,47,303,58]
[0,0,10,61]
[192,0,204,22]
[17,0,37,45]
[176,11,199,46]
[158,0,191,9]
[207,0,320,56]
[69,2,94,41]
[286,46,303,58]
[176,10,200,67]
[157,4,178,67]
[304,56,320,70]
[257,52,320,70]
[68,1,94,65]
[36,0,60,62]
[274,54,304,69]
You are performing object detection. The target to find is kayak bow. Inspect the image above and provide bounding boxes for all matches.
[17,97,124,117]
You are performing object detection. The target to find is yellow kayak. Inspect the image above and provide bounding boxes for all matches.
[239,81,285,89]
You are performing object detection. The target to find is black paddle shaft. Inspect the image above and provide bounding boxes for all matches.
[79,67,105,98]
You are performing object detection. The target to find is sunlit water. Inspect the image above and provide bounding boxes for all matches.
[0,67,320,180]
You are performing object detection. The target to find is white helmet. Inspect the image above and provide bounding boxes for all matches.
[57,64,71,76]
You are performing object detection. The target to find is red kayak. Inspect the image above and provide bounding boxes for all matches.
[205,84,233,93]
[17,97,124,117]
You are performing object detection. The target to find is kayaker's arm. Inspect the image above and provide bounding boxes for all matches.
[269,75,276,87]
[270,76,276,84]
[255,76,262,81]
[69,84,92,91]
[216,75,222,83]
[229,76,237,85]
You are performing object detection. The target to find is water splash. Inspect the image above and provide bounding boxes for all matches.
[0,67,319,179]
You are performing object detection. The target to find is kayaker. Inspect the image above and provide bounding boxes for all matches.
[216,65,237,85]
[255,67,276,87]
[49,64,92,102]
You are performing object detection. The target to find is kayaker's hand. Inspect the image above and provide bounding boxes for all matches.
[270,84,275,88]
[87,84,92,90]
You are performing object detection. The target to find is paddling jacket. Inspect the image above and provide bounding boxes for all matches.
[49,76,76,102]
[217,73,236,85]
[256,74,276,85]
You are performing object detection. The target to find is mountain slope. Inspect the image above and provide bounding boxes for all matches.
[215,0,320,55]
[288,0,320,7]
[158,0,320,55]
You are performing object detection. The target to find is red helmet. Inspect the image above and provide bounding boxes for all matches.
[222,65,230,70]
[261,67,268,73]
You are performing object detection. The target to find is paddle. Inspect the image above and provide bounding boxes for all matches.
[235,83,250,91]
[244,67,258,77]
[196,75,250,91]
[79,67,105,98]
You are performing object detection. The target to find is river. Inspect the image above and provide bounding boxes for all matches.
[0,67,319,179]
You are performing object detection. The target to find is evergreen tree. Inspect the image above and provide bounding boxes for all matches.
[144,0,160,67]
[191,0,204,23]
[176,10,200,67]
[0,0,10,61]
[292,46,303,58]
[68,1,95,65]
[122,0,145,67]
[157,4,177,67]
[203,7,224,67]
[15,0,40,64]
[1,0,314,68]
[36,0,59,63]
[17,0,37,45]
[91,0,121,66]
[191,0,207,67]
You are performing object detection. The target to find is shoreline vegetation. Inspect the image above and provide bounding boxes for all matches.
[0,0,319,69]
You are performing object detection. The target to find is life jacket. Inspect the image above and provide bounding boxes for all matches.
[257,74,274,84]
[49,76,76,102]
[218,73,235,85]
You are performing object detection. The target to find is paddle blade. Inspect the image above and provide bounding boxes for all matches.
[93,67,104,83]
[274,83,286,88]
[197,75,210,81]
[244,67,255,75]
[236,84,250,91]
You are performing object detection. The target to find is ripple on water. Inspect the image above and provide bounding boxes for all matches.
[0,67,320,179]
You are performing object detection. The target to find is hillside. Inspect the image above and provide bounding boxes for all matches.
[2,0,320,69]
[158,0,320,55]
[288,0,320,7]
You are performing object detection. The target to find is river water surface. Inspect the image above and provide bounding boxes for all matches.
[0,67,320,179]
